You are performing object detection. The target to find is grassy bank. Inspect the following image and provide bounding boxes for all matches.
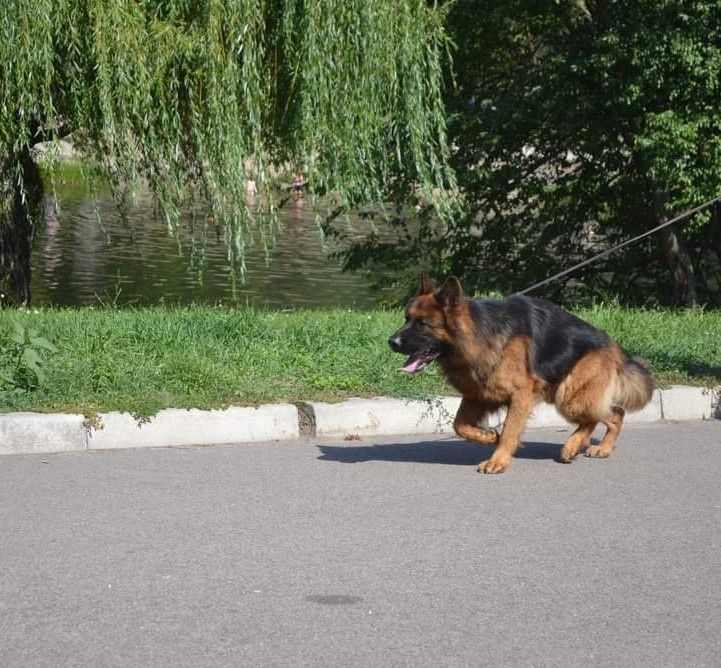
[1,305,719,415]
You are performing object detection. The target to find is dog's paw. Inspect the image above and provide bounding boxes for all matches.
[558,445,584,463]
[477,428,500,445]
[477,457,509,474]
[585,445,611,458]
[557,451,577,464]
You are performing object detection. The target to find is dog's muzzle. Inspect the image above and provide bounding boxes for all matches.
[388,335,403,353]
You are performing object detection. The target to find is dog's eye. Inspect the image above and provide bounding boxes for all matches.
[421,321,442,331]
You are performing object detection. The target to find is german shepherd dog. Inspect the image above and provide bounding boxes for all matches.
[389,274,654,473]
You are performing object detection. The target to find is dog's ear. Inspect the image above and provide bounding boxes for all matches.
[418,272,437,295]
[439,276,463,306]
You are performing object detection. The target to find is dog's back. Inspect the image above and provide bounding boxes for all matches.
[469,295,612,386]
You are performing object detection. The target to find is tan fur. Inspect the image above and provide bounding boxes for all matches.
[586,407,625,458]
[559,422,597,463]
[445,335,539,474]
[554,346,621,423]
[613,355,654,411]
[453,399,500,445]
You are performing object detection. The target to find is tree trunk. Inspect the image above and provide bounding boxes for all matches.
[654,190,698,308]
[0,149,42,306]
[709,201,721,259]
[659,227,698,307]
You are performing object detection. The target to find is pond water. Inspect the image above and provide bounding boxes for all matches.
[31,189,393,309]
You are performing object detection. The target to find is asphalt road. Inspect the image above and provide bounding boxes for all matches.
[1,421,720,667]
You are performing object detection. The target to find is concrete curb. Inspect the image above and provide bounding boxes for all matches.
[0,386,718,456]
[0,404,298,456]
[300,397,462,437]
[0,412,87,455]
[87,405,299,451]
[660,385,719,421]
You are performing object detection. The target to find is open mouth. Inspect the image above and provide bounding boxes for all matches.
[398,348,442,374]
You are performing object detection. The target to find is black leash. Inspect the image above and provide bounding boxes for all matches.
[517,195,721,295]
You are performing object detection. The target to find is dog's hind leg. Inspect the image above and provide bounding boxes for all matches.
[586,407,625,459]
[453,398,500,446]
[555,347,620,462]
[559,422,597,463]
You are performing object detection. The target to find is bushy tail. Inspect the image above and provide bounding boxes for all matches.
[613,354,655,412]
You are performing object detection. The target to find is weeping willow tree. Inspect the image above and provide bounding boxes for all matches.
[0,0,454,304]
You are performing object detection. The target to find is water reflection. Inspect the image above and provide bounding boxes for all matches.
[32,190,390,308]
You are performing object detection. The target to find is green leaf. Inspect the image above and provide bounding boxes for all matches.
[30,337,58,353]
[11,323,26,345]
[0,369,16,387]
[22,347,42,372]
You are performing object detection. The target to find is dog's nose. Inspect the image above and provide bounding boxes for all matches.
[388,335,403,352]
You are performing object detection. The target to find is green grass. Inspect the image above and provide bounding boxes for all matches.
[0,305,719,415]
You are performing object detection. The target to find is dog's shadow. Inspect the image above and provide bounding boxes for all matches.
[317,438,565,466]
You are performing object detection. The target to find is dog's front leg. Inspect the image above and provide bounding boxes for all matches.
[453,397,500,446]
[478,388,533,474]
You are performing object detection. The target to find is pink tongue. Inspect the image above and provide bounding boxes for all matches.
[399,357,424,373]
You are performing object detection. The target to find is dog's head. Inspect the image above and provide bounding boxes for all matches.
[388,273,464,373]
